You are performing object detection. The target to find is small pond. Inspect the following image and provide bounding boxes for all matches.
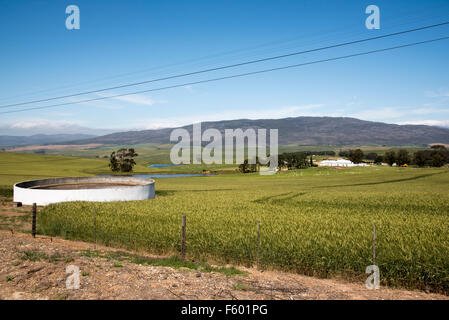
[99,174,214,179]
[147,164,181,168]
[135,174,214,178]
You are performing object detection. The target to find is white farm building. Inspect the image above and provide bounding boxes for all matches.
[319,159,369,167]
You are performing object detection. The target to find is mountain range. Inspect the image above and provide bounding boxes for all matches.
[65,117,449,146]
[0,134,96,148]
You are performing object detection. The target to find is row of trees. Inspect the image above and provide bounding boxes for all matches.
[339,149,381,164]
[342,145,448,167]
[382,150,410,166]
[301,151,336,156]
[239,152,319,173]
[107,146,447,173]
[238,145,448,173]
[239,152,320,173]
[412,146,449,167]
[238,159,260,173]
[278,152,315,169]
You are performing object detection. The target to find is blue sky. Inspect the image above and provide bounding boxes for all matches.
[1,0,449,135]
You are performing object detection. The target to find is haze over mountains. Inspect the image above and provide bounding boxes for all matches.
[0,134,96,148]
[66,117,449,146]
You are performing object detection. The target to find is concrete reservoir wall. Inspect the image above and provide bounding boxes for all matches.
[13,176,155,206]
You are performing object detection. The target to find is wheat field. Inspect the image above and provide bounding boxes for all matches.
[36,166,449,293]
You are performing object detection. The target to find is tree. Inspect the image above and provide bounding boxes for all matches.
[348,149,364,164]
[278,154,287,169]
[431,145,447,150]
[396,149,410,166]
[374,155,383,164]
[365,153,378,161]
[383,151,396,166]
[284,154,297,169]
[430,150,447,167]
[277,152,310,170]
[109,148,138,173]
[413,149,448,167]
[239,158,260,173]
[413,151,428,167]
[109,153,120,172]
[238,159,249,173]
[338,150,349,157]
[249,157,260,173]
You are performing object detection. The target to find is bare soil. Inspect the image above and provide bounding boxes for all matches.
[0,198,32,232]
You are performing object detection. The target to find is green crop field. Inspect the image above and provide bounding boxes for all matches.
[0,151,233,185]
[1,151,449,293]
[13,141,429,165]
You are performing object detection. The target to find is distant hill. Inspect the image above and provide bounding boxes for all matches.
[66,117,449,146]
[0,134,97,148]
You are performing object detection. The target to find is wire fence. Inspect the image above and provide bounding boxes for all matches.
[23,203,378,274]
[6,201,449,294]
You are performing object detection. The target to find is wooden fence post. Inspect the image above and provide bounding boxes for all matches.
[181,215,186,259]
[257,221,261,269]
[94,210,97,249]
[31,203,37,238]
[373,224,376,266]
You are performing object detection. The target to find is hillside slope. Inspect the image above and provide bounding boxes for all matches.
[68,117,449,146]
[0,134,96,147]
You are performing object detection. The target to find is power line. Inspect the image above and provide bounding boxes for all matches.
[2,2,447,104]
[1,21,449,110]
[2,35,448,115]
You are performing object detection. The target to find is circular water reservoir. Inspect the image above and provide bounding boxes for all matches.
[13,176,155,206]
